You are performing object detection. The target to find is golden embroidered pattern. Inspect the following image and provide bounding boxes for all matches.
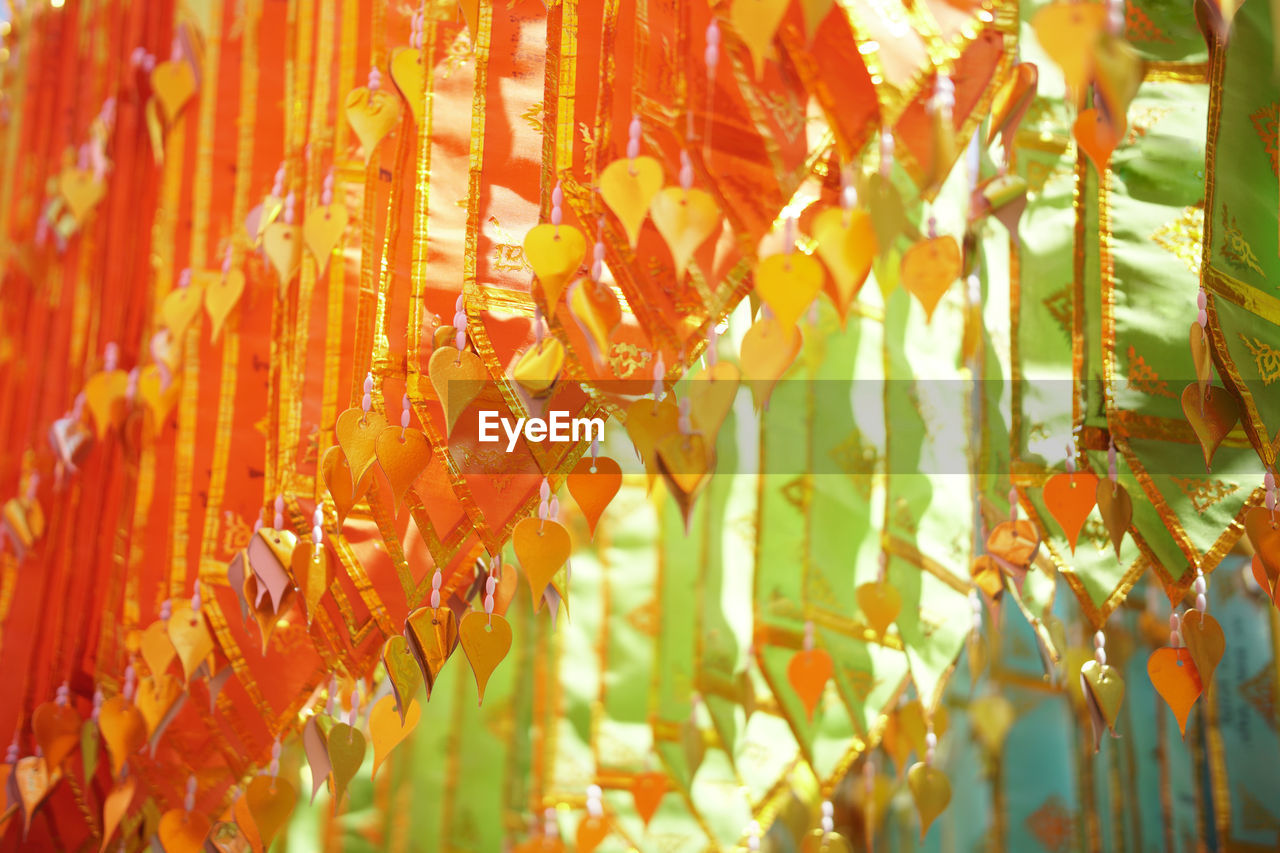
[492,243,528,272]
[1221,204,1264,276]
[1123,105,1173,145]
[1239,662,1278,731]
[829,429,881,498]
[1125,345,1175,398]
[577,122,598,169]
[1249,102,1280,176]
[218,511,252,558]
[781,476,812,511]
[1024,158,1071,195]
[1238,333,1280,384]
[441,30,473,78]
[520,101,544,134]
[1026,795,1075,853]
[892,497,920,537]
[1124,2,1174,43]
[625,599,659,636]
[844,667,882,700]
[1149,205,1204,275]
[607,342,652,378]
[459,447,518,492]
[1169,477,1239,513]
[1043,286,1072,339]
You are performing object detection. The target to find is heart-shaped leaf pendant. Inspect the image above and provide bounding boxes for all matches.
[524,224,586,308]
[566,455,621,537]
[1030,2,1107,94]
[729,0,789,78]
[428,347,488,435]
[856,581,902,637]
[1073,108,1121,173]
[344,86,401,163]
[513,338,565,397]
[59,167,106,223]
[303,204,350,273]
[513,517,572,606]
[787,647,833,719]
[321,444,369,526]
[390,47,425,125]
[290,540,332,624]
[458,610,513,703]
[204,269,246,341]
[151,60,197,127]
[1180,609,1224,688]
[812,207,875,324]
[649,187,721,277]
[335,407,389,486]
[375,426,432,510]
[754,252,823,328]
[687,361,740,444]
[405,606,459,699]
[901,236,961,323]
[569,279,622,361]
[1094,479,1132,557]
[382,635,423,721]
[1147,647,1203,736]
[740,316,801,410]
[599,156,663,248]
[1180,383,1240,471]
[906,763,951,841]
[263,222,302,294]
[1043,470,1099,553]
